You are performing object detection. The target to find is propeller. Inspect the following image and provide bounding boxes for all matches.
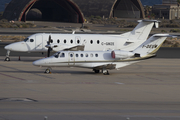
[47,35,52,57]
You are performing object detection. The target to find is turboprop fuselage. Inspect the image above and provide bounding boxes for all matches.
[4,33,144,52]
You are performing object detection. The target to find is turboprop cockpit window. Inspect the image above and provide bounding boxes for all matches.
[24,38,29,42]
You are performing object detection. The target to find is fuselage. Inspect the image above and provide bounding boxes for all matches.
[33,50,142,70]
[5,33,144,52]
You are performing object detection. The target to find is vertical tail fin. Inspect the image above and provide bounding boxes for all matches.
[133,34,175,57]
[121,20,160,42]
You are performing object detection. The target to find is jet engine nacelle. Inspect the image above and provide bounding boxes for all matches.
[111,50,134,59]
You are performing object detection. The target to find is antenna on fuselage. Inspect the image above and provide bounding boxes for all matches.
[72,31,75,34]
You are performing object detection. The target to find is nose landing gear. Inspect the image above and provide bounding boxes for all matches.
[44,67,52,74]
[4,50,11,61]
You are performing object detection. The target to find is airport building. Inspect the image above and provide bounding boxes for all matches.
[3,0,145,23]
[152,0,180,20]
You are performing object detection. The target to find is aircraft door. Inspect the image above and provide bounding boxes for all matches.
[68,52,75,66]
[35,35,43,50]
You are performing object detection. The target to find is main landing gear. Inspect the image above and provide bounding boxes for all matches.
[102,69,109,75]
[4,50,11,61]
[93,69,109,75]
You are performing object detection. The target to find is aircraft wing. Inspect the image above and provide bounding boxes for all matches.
[46,43,85,52]
[92,61,138,70]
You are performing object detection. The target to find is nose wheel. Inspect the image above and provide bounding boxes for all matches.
[4,57,10,61]
[4,50,11,61]
[44,67,51,74]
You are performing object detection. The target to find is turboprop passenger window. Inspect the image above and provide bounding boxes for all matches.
[86,54,88,57]
[57,39,60,43]
[30,39,34,42]
[90,40,93,44]
[70,40,73,44]
[51,40,53,43]
[97,40,100,44]
[77,40,80,44]
[81,54,83,57]
[70,54,73,57]
[76,54,79,57]
[64,39,66,43]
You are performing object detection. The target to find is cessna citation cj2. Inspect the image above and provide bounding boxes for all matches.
[33,34,175,75]
[4,20,159,61]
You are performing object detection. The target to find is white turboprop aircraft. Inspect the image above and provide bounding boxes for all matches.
[4,20,159,61]
[33,34,174,75]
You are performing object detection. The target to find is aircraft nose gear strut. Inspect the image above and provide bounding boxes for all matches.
[4,50,10,61]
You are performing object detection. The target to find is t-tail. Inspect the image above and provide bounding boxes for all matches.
[133,34,176,58]
[121,20,160,42]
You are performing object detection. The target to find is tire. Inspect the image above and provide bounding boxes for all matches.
[45,69,50,74]
[4,57,10,61]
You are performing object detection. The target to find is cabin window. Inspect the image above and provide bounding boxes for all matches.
[70,54,73,57]
[97,40,100,44]
[30,39,34,42]
[57,39,60,43]
[81,54,83,57]
[77,40,80,44]
[51,39,53,43]
[64,39,66,43]
[24,38,29,42]
[90,40,93,44]
[70,40,73,44]
[90,54,93,57]
[60,53,65,57]
[95,54,98,57]
[76,54,79,57]
[86,53,88,57]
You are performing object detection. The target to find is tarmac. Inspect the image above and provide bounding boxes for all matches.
[0,56,180,120]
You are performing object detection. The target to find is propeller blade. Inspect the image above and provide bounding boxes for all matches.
[47,48,51,57]
[48,35,51,45]
[47,35,52,57]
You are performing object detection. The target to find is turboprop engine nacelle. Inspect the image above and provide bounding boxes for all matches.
[111,50,134,59]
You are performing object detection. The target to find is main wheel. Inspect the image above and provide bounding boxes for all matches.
[44,69,51,74]
[4,57,10,61]
[103,70,109,75]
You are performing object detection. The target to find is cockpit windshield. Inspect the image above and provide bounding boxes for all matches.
[24,38,29,42]
[54,52,60,58]
[53,52,65,58]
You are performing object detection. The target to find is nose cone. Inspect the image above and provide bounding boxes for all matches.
[33,57,52,66]
[4,42,29,52]
[33,59,45,66]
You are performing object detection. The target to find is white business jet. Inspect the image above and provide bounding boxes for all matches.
[33,34,174,75]
[4,20,159,61]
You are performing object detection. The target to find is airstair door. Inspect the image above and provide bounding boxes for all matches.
[68,52,75,66]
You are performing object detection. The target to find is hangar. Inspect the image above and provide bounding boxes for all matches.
[3,0,145,23]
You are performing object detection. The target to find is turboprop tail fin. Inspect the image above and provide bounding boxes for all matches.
[133,34,176,57]
[121,20,160,43]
